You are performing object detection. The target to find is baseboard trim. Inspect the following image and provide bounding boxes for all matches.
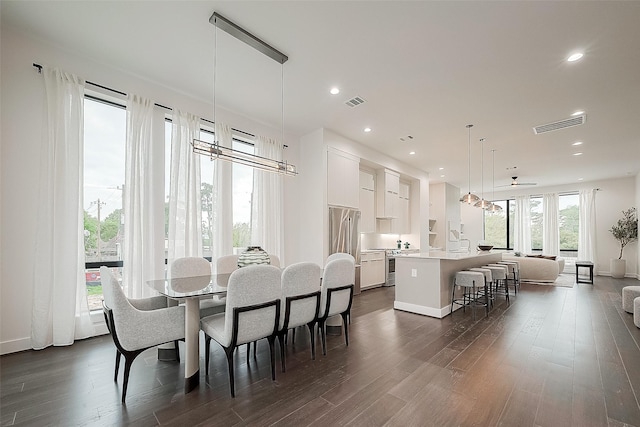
[393,301,449,318]
[0,337,31,355]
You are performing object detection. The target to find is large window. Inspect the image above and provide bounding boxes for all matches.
[484,200,515,249]
[83,96,126,310]
[163,122,254,257]
[530,197,543,250]
[559,194,579,251]
[484,194,579,253]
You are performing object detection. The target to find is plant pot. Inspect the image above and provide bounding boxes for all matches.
[610,258,626,278]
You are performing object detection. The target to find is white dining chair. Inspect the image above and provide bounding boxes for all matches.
[317,258,355,356]
[278,262,322,371]
[217,254,239,274]
[200,264,282,397]
[326,252,355,265]
[170,257,225,318]
[100,267,185,403]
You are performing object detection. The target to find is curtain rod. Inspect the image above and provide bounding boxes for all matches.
[32,62,287,146]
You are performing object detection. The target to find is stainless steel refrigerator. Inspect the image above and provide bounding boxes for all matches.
[329,207,361,264]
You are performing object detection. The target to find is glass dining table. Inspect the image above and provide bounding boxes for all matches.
[147,273,230,393]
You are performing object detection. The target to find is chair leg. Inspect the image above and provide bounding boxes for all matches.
[121,357,134,403]
[341,312,350,346]
[205,335,211,376]
[114,350,121,382]
[278,332,287,372]
[253,340,257,358]
[174,340,180,363]
[246,343,250,364]
[267,336,277,381]
[292,328,296,344]
[307,321,317,360]
[318,320,327,356]
[224,346,236,398]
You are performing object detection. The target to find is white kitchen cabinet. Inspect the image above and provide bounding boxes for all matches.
[359,170,376,233]
[376,169,399,218]
[360,251,385,289]
[398,182,410,234]
[327,148,360,209]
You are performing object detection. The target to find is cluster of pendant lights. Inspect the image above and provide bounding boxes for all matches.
[459,124,503,212]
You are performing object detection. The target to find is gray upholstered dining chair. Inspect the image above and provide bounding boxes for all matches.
[277,262,322,371]
[170,256,225,318]
[217,254,239,274]
[100,267,185,403]
[326,252,355,264]
[317,258,355,356]
[269,254,281,267]
[200,264,282,397]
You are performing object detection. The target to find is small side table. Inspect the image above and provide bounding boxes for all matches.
[575,261,594,284]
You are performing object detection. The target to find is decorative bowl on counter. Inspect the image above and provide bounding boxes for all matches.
[477,245,494,251]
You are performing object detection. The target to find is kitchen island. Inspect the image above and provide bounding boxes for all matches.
[394,251,502,318]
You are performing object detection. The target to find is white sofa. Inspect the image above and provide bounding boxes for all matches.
[502,255,564,283]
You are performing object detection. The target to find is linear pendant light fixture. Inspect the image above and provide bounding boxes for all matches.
[460,124,480,204]
[192,12,297,176]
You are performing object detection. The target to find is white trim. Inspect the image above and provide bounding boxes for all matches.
[0,337,31,355]
[393,300,450,318]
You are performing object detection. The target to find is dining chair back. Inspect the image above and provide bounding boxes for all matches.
[100,267,185,403]
[269,254,281,267]
[317,258,355,355]
[170,257,224,318]
[326,252,355,265]
[217,254,239,274]
[200,264,282,397]
[278,262,322,370]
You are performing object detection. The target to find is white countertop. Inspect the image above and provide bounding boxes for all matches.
[397,250,499,260]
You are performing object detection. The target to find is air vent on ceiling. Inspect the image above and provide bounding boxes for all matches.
[345,96,366,108]
[533,114,586,134]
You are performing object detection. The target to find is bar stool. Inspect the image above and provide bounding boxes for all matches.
[469,267,494,308]
[484,264,509,305]
[498,261,519,294]
[451,271,488,320]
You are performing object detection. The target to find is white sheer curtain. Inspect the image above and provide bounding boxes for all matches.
[251,136,284,261]
[578,189,597,263]
[32,66,94,349]
[211,122,233,272]
[122,94,163,299]
[168,110,202,263]
[514,195,532,254]
[543,193,560,255]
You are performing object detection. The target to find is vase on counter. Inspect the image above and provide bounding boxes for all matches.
[237,246,270,268]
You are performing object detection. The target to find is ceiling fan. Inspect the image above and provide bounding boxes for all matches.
[496,176,537,187]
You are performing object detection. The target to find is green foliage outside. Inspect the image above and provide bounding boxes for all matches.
[484,199,579,251]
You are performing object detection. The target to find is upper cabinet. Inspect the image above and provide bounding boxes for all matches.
[327,147,360,209]
[376,169,400,218]
[398,182,411,234]
[359,170,376,233]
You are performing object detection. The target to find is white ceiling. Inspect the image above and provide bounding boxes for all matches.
[3,1,639,193]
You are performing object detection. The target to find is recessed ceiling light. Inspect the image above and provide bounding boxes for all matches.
[567,52,584,62]
[440,175,445,178]
[330,87,340,95]
[578,178,584,181]
[409,151,415,155]
[439,167,444,170]
[573,152,583,156]
[572,110,584,116]
[572,141,583,146]
[364,127,371,133]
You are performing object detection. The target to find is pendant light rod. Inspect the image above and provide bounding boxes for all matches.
[210,12,288,64]
[460,124,480,204]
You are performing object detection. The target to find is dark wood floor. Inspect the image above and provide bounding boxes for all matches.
[2,275,640,426]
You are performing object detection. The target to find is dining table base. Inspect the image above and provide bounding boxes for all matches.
[184,298,201,393]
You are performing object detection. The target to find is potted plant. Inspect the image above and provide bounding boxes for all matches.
[609,207,638,278]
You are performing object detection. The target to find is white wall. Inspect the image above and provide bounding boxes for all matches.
[0,25,302,354]
[483,176,638,277]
